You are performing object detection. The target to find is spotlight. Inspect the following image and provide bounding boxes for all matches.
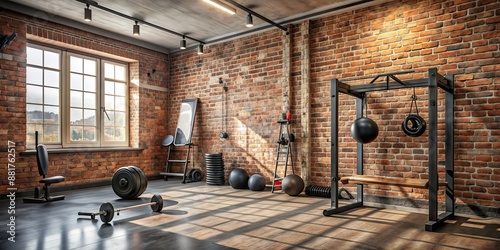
[180,36,186,50]
[133,21,140,36]
[246,13,253,27]
[197,44,204,55]
[84,4,92,22]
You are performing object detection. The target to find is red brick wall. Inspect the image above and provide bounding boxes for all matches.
[170,0,499,212]
[169,33,285,179]
[0,10,170,193]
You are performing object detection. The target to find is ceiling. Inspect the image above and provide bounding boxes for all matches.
[2,0,388,53]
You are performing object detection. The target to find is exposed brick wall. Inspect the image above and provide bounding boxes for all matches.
[169,33,285,179]
[170,0,499,213]
[0,10,170,194]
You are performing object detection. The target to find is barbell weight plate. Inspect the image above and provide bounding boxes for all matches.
[402,114,426,137]
[128,166,148,198]
[112,167,141,199]
[150,194,164,212]
[124,166,140,200]
[187,169,195,181]
[99,202,115,223]
[192,169,203,182]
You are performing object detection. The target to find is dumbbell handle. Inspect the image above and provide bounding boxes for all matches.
[115,201,157,213]
[79,201,157,217]
[78,211,105,220]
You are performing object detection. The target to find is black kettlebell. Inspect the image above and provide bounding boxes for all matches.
[402,114,426,137]
[351,117,379,144]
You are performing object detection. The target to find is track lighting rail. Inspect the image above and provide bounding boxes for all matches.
[223,0,289,34]
[75,0,205,44]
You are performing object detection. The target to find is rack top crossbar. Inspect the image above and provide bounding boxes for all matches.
[333,69,453,97]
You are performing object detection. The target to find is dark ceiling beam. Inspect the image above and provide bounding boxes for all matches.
[0,0,170,54]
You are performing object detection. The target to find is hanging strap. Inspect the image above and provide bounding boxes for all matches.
[363,93,368,118]
[409,88,419,115]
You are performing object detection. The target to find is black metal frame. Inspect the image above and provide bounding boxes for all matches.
[271,120,295,193]
[323,68,454,232]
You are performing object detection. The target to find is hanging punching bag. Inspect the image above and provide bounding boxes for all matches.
[351,117,379,144]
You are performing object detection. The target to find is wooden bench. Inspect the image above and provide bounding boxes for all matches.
[340,175,446,189]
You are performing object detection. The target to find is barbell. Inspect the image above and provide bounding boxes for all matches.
[78,194,164,223]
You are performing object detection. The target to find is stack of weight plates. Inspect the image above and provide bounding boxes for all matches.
[205,153,225,185]
[112,166,148,199]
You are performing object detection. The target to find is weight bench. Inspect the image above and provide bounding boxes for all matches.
[24,132,65,203]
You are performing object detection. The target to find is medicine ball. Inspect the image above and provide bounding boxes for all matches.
[228,168,249,189]
[351,117,379,144]
[248,174,266,191]
[282,174,304,196]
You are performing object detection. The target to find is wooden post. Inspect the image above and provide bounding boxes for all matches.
[300,21,311,184]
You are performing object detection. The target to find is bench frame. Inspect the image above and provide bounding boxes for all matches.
[323,68,455,232]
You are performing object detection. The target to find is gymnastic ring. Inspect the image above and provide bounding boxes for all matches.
[402,114,426,137]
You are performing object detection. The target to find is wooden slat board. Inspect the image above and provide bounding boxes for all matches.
[341,175,429,188]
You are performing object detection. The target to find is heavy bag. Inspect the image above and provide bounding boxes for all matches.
[351,117,379,144]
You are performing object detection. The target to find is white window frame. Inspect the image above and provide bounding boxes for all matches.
[26,43,62,148]
[100,59,130,147]
[26,43,129,149]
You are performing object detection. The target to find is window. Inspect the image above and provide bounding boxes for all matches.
[26,44,129,148]
[26,45,61,145]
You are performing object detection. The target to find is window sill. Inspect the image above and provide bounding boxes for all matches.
[20,147,145,156]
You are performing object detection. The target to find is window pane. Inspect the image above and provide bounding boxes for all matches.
[70,126,83,141]
[27,124,43,145]
[27,67,43,85]
[70,56,83,73]
[104,63,114,79]
[104,112,114,126]
[44,106,59,124]
[70,108,83,125]
[27,85,43,104]
[84,110,96,126]
[115,65,126,81]
[105,95,114,110]
[83,127,96,141]
[44,69,60,87]
[44,87,59,106]
[70,73,83,90]
[115,97,125,111]
[84,92,96,109]
[70,91,83,107]
[84,59,96,75]
[44,124,60,142]
[84,76,96,92]
[115,83,126,96]
[27,47,43,66]
[44,50,60,69]
[105,81,114,95]
[27,104,43,122]
[114,127,126,141]
[115,112,125,127]
[104,127,113,141]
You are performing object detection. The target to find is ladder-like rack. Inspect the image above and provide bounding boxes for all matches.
[271,119,294,193]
